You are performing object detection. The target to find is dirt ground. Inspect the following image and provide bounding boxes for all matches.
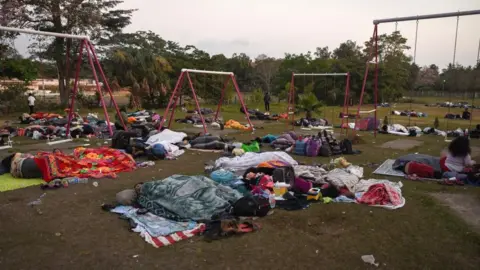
[1,113,480,269]
[430,193,480,233]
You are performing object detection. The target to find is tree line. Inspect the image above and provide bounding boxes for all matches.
[1,0,479,109]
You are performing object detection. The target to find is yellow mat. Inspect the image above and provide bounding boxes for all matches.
[0,174,44,192]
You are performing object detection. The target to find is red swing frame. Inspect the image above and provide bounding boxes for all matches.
[0,26,126,139]
[158,69,253,133]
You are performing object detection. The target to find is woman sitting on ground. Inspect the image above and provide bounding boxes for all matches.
[440,136,476,185]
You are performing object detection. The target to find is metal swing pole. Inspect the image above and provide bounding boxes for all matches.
[214,76,231,121]
[86,41,127,131]
[354,25,377,135]
[447,16,460,131]
[186,72,208,134]
[287,73,295,130]
[409,20,419,127]
[85,41,113,137]
[473,38,480,129]
[159,71,185,130]
[65,40,86,138]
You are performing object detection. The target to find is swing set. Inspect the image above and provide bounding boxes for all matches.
[287,72,351,130]
[0,26,127,147]
[355,9,480,137]
[159,69,253,133]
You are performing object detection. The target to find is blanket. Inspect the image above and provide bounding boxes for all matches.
[319,167,362,192]
[392,154,441,173]
[0,174,44,192]
[145,129,186,157]
[134,222,205,248]
[111,206,198,237]
[145,129,187,146]
[356,181,405,210]
[225,119,251,131]
[138,175,243,221]
[214,152,298,175]
[293,165,328,184]
[34,147,136,181]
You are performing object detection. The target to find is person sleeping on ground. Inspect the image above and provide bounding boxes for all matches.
[394,137,477,185]
[189,134,234,151]
[1,153,43,179]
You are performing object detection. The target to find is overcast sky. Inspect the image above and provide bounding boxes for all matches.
[14,0,480,69]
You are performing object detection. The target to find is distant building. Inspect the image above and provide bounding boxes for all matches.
[0,78,102,91]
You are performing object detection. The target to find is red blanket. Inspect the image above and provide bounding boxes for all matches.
[357,183,403,206]
[34,147,136,182]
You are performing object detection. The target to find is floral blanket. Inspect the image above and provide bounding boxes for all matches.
[34,147,136,181]
[138,175,243,221]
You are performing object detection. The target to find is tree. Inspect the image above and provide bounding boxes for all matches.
[2,0,135,105]
[416,65,439,90]
[253,54,281,94]
[314,46,331,59]
[0,58,38,83]
[296,83,324,119]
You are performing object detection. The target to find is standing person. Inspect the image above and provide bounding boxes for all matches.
[263,92,271,112]
[27,93,36,114]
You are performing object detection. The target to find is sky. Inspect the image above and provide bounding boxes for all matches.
[13,0,480,69]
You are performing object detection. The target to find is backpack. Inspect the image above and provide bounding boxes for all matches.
[319,144,332,157]
[341,139,353,154]
[330,142,343,155]
[306,138,321,157]
[233,196,271,217]
[294,140,307,156]
[111,131,137,150]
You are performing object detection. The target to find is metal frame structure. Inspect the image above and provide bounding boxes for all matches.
[0,26,126,145]
[287,72,350,130]
[159,68,253,133]
[359,9,480,136]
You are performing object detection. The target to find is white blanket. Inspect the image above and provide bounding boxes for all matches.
[146,129,187,146]
[214,152,298,174]
[146,129,187,157]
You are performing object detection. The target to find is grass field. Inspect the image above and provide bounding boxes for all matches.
[0,101,480,269]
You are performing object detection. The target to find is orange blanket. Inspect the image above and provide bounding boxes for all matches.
[34,147,136,182]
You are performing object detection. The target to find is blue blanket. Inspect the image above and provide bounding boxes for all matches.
[138,175,243,221]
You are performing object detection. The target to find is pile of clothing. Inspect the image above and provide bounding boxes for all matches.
[107,174,261,247]
[127,110,161,124]
[107,153,405,248]
[16,111,118,140]
[294,117,329,128]
[391,110,427,117]
[112,128,187,160]
[240,107,279,121]
[380,124,421,136]
[225,119,252,131]
[269,130,356,157]
[175,115,212,124]
[185,108,214,115]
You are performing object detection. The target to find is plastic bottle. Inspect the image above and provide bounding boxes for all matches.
[268,191,276,209]
[65,177,89,184]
